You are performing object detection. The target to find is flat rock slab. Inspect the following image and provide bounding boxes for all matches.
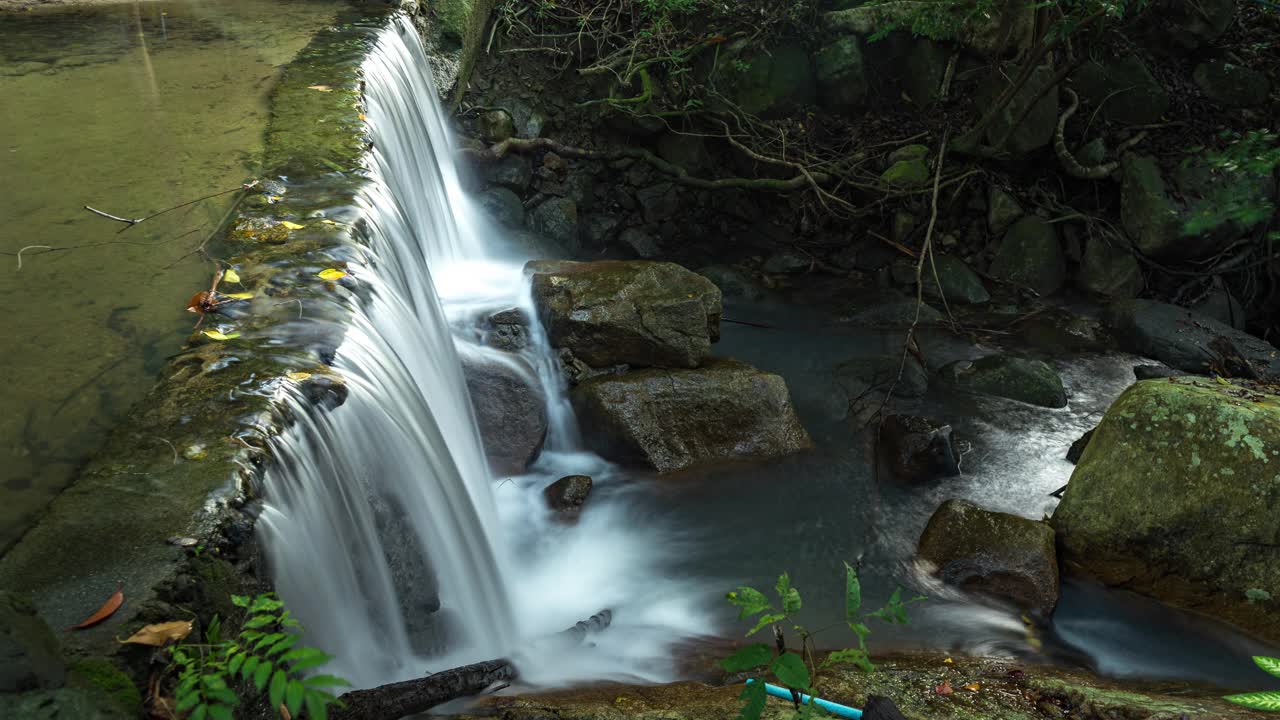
[1105,299,1280,379]
[571,359,812,473]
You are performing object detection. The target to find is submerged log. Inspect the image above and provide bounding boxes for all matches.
[331,610,613,720]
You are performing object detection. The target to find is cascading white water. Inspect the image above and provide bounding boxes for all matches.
[259,16,712,690]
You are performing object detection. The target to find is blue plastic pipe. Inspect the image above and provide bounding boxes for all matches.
[746,679,863,719]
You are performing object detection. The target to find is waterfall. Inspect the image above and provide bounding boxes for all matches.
[259,15,712,691]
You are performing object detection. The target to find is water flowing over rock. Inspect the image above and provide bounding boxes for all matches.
[571,359,812,473]
[526,260,722,369]
[543,475,592,514]
[1052,377,1280,641]
[918,499,1060,616]
[461,349,548,474]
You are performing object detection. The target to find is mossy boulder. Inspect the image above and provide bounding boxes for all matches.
[718,41,816,117]
[813,36,869,111]
[880,158,930,187]
[571,359,812,473]
[526,260,722,369]
[939,355,1067,408]
[1052,377,1280,641]
[1078,235,1143,298]
[433,0,474,42]
[989,216,1065,296]
[982,63,1058,153]
[0,687,133,720]
[528,197,580,255]
[1193,60,1271,108]
[918,499,1059,615]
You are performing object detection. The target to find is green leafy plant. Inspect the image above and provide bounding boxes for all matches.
[637,0,700,17]
[721,564,924,720]
[172,593,349,720]
[1226,656,1280,711]
[1184,129,1280,237]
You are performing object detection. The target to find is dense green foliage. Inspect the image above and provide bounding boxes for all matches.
[1226,656,1280,711]
[860,0,1150,42]
[722,565,923,719]
[172,594,348,720]
[1184,130,1280,238]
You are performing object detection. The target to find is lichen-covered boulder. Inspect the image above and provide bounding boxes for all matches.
[1104,299,1280,379]
[1052,377,1280,641]
[918,499,1060,616]
[571,359,812,472]
[527,197,579,255]
[526,260,722,369]
[461,349,547,474]
[939,355,1067,408]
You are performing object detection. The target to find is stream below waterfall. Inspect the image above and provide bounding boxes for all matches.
[256,14,1278,696]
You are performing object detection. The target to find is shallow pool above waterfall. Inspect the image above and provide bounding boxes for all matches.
[0,0,343,552]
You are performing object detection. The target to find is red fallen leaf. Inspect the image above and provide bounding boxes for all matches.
[935,679,953,696]
[72,583,123,629]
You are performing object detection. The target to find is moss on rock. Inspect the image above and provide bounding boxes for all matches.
[1052,377,1280,641]
[67,659,142,717]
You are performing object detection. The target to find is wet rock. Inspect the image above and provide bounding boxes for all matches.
[0,592,64,693]
[1017,312,1111,355]
[836,356,928,400]
[478,109,515,142]
[481,307,529,352]
[527,260,722,369]
[814,35,869,111]
[480,154,533,192]
[543,475,592,514]
[1052,377,1280,641]
[939,355,1067,408]
[0,687,132,720]
[461,350,547,473]
[1133,364,1183,380]
[571,359,812,472]
[1072,56,1168,125]
[880,157,930,188]
[1078,235,1142,298]
[983,63,1058,153]
[1104,299,1280,379]
[860,34,950,107]
[921,254,989,305]
[1193,61,1271,108]
[697,265,764,301]
[1065,428,1094,464]
[989,216,1065,296]
[1119,154,1184,260]
[527,197,579,255]
[987,187,1024,235]
[619,227,661,259]
[475,187,524,228]
[918,499,1060,616]
[879,415,959,482]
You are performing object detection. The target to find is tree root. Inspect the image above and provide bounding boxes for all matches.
[1054,88,1147,180]
[462,137,831,192]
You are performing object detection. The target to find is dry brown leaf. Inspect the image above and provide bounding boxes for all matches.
[120,620,193,646]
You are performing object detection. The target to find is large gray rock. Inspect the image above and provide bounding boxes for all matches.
[526,260,722,369]
[1156,0,1236,51]
[717,40,816,116]
[987,187,1024,235]
[1072,56,1169,125]
[571,359,812,472]
[918,500,1060,616]
[527,197,579,255]
[989,216,1065,296]
[1120,154,1185,260]
[939,355,1067,408]
[1078,235,1143,298]
[814,35,869,111]
[480,154,532,191]
[0,592,64,693]
[880,415,960,482]
[461,350,548,473]
[1104,299,1280,379]
[1052,377,1280,641]
[476,187,524,228]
